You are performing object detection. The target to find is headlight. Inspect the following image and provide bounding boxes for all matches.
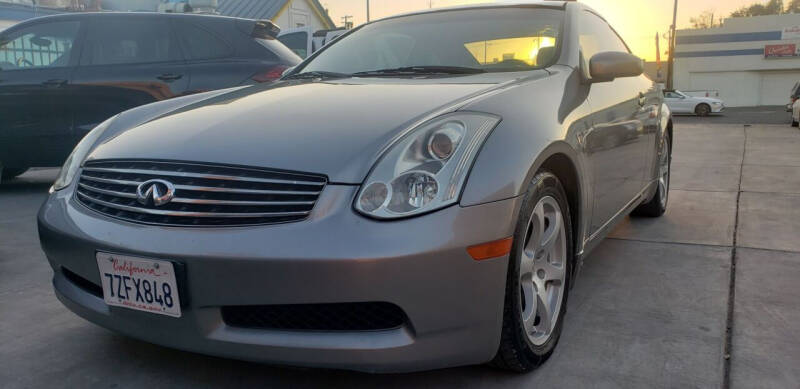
[355,112,500,219]
[52,115,118,191]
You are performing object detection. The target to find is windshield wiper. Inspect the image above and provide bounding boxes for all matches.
[283,71,351,80]
[352,66,486,77]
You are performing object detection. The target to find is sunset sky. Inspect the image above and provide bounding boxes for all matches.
[319,0,761,61]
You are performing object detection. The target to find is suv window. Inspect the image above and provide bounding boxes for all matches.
[81,18,177,65]
[175,21,233,60]
[579,11,630,61]
[278,31,309,58]
[0,21,80,70]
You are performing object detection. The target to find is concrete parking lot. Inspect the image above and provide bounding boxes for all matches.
[2,117,799,388]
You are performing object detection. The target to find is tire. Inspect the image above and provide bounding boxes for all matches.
[633,133,671,217]
[491,171,573,373]
[695,103,711,117]
[1,167,28,180]
[792,119,799,127]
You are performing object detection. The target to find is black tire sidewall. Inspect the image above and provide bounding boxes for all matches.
[696,104,710,116]
[506,172,573,359]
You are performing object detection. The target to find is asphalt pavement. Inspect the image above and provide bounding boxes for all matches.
[1,114,799,388]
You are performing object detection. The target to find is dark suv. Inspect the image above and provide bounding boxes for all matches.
[0,12,300,180]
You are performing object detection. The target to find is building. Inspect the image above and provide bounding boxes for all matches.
[0,1,65,30]
[217,0,334,31]
[1,0,335,32]
[675,13,800,107]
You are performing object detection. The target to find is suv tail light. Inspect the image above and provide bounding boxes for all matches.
[252,65,289,83]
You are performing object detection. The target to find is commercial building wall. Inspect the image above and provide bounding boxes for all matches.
[675,13,800,107]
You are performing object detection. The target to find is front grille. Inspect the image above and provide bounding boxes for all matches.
[76,160,326,226]
[221,302,408,332]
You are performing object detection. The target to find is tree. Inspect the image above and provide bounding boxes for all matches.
[690,10,718,29]
[787,0,800,13]
[730,0,784,17]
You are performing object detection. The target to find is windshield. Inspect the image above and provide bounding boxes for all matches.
[300,7,563,75]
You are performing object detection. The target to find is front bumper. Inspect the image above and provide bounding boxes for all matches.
[711,104,725,113]
[38,184,522,373]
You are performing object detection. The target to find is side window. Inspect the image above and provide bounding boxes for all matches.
[0,21,80,70]
[175,22,233,60]
[579,11,630,61]
[278,32,309,58]
[81,19,176,66]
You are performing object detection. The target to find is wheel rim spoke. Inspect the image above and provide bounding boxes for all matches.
[534,288,553,335]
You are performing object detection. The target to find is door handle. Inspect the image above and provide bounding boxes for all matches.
[157,73,183,82]
[42,79,68,87]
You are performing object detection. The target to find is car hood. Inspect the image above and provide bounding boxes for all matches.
[88,74,539,183]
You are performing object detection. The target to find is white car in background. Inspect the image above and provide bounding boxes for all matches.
[791,98,800,127]
[664,90,724,116]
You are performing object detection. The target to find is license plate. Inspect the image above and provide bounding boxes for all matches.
[96,252,181,318]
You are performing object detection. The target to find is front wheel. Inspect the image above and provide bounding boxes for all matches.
[633,133,671,217]
[491,171,572,372]
[695,103,711,117]
[792,118,799,127]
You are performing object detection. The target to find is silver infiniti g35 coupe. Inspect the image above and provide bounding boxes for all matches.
[38,1,673,373]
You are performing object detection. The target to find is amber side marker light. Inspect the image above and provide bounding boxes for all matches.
[467,237,514,261]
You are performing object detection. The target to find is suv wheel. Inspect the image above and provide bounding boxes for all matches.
[492,171,572,372]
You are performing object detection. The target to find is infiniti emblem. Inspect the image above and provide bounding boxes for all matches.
[136,179,176,206]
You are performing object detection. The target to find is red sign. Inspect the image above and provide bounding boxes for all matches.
[765,44,798,58]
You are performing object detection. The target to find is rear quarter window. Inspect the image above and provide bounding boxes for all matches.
[174,21,234,60]
[256,38,301,64]
[277,31,308,58]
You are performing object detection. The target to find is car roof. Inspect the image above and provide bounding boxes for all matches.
[8,11,251,27]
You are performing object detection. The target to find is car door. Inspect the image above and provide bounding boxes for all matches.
[663,91,686,113]
[69,15,189,139]
[0,19,82,168]
[579,11,651,234]
[676,92,698,113]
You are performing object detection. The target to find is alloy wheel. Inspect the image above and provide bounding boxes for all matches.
[658,139,670,209]
[519,196,567,346]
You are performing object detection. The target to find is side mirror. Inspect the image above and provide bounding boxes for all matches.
[589,51,643,83]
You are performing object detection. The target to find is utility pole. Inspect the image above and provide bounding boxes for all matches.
[366,0,370,22]
[667,0,678,90]
[656,32,662,80]
[341,15,353,29]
